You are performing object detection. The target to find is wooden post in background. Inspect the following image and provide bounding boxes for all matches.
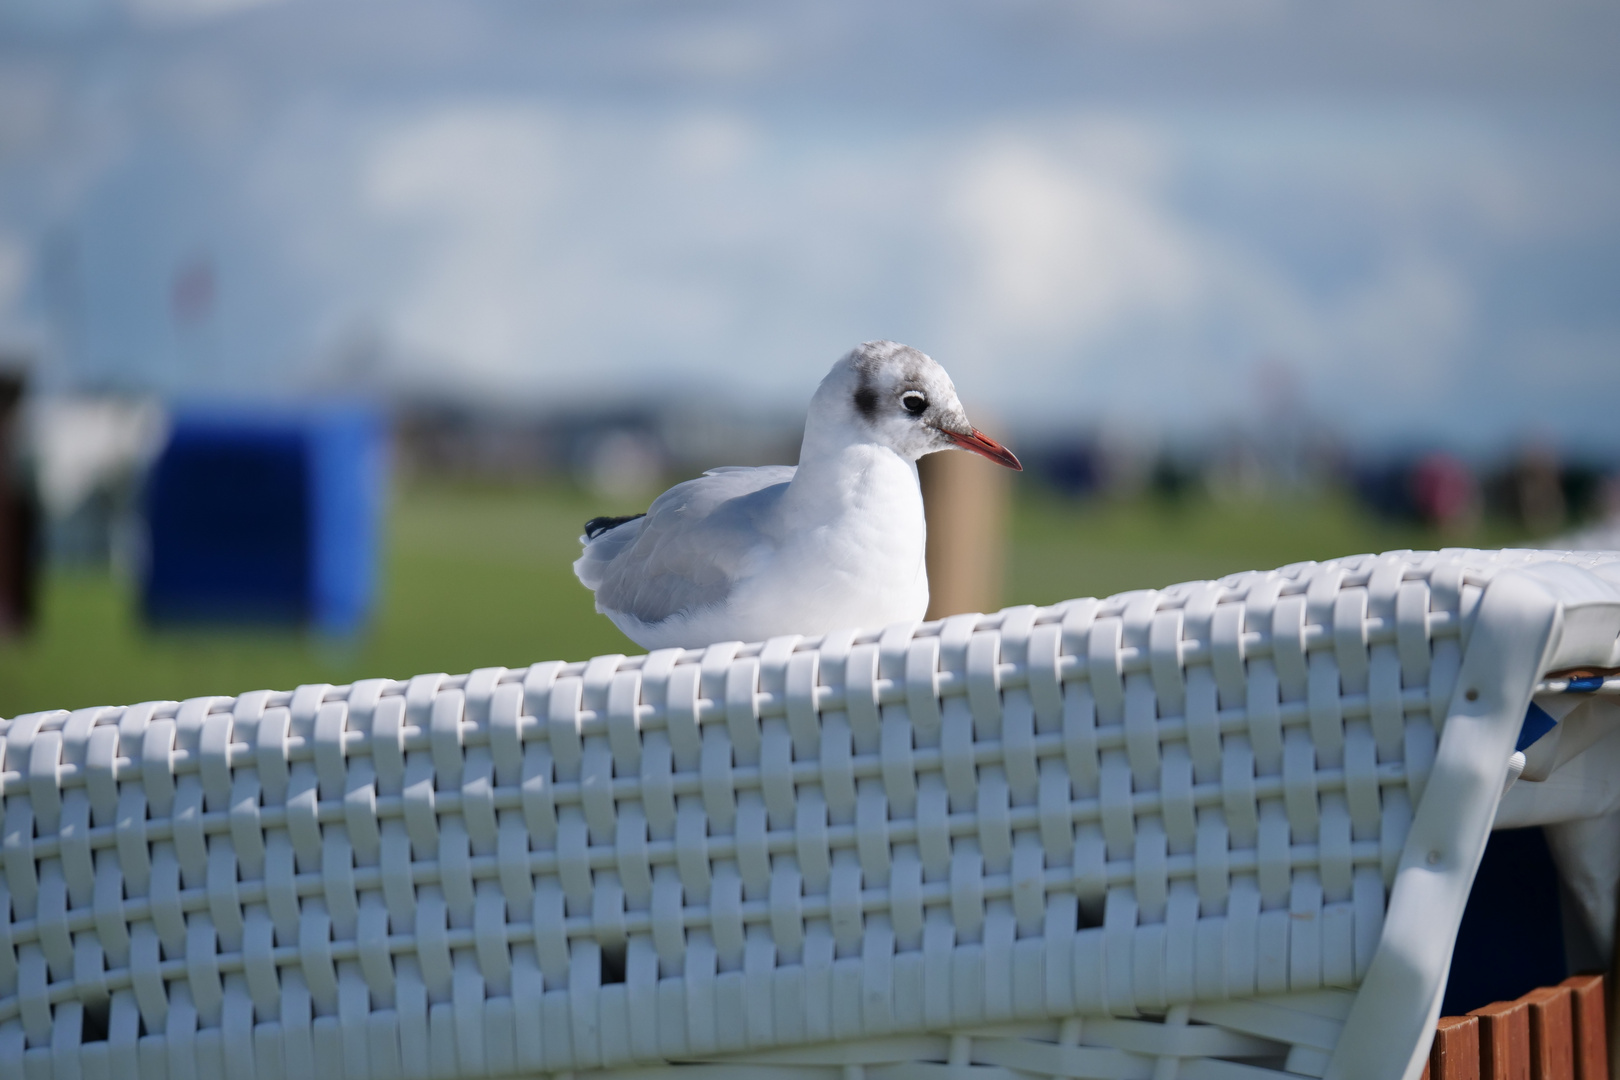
[919,439,1011,620]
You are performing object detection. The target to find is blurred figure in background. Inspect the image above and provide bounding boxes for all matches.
[1409,452,1481,537]
[0,369,39,636]
[1503,443,1568,537]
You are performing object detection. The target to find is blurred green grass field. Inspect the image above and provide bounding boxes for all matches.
[0,481,1512,717]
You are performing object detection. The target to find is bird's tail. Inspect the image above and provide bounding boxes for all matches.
[573,513,646,591]
[584,513,644,539]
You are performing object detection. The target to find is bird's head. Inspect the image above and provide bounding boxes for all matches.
[810,340,1022,470]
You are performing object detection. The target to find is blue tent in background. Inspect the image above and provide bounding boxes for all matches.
[143,405,386,635]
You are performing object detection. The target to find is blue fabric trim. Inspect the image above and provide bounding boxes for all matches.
[1517,701,1559,753]
[1567,675,1606,693]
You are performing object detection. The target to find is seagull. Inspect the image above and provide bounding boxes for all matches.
[574,340,1022,650]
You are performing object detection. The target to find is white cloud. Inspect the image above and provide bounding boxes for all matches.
[918,117,1538,443]
[0,232,28,315]
[364,105,563,220]
[653,22,779,80]
[662,113,756,182]
[932,126,1330,429]
[1080,0,1289,39]
[125,0,288,27]
[353,105,776,394]
[0,64,60,162]
[945,135,1202,345]
[1333,253,1473,388]
[6,0,1615,452]
[278,103,1588,444]
[0,229,41,364]
[360,105,569,381]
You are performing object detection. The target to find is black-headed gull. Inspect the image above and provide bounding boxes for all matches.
[574,341,1021,649]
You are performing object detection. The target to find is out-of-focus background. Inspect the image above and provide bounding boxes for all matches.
[1,0,1618,716]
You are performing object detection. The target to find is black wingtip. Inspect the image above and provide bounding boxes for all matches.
[584,513,646,540]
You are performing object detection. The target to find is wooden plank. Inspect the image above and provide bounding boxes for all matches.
[1524,985,1575,1080]
[1432,1015,1482,1080]
[1471,999,1532,1080]
[918,440,1009,619]
[1557,975,1606,1080]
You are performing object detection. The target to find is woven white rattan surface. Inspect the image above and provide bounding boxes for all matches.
[3,547,1619,1080]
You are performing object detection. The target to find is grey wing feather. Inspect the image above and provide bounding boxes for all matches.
[574,465,796,625]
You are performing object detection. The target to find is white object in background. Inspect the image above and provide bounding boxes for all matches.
[2,546,1618,1079]
[28,395,167,520]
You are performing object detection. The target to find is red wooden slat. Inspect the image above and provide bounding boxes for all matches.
[1432,1014,1483,1080]
[1434,977,1604,1080]
[1558,975,1607,1080]
[1523,985,1575,1080]
[1471,998,1532,1080]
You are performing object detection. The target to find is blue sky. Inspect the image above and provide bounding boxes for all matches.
[0,0,1617,453]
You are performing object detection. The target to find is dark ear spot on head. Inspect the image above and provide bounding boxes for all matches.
[853,378,879,421]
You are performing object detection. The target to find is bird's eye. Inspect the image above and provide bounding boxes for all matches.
[901,391,928,415]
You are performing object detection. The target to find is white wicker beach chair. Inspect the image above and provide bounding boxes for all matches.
[3,548,1619,1080]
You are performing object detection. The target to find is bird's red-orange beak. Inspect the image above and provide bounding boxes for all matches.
[943,428,1022,470]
